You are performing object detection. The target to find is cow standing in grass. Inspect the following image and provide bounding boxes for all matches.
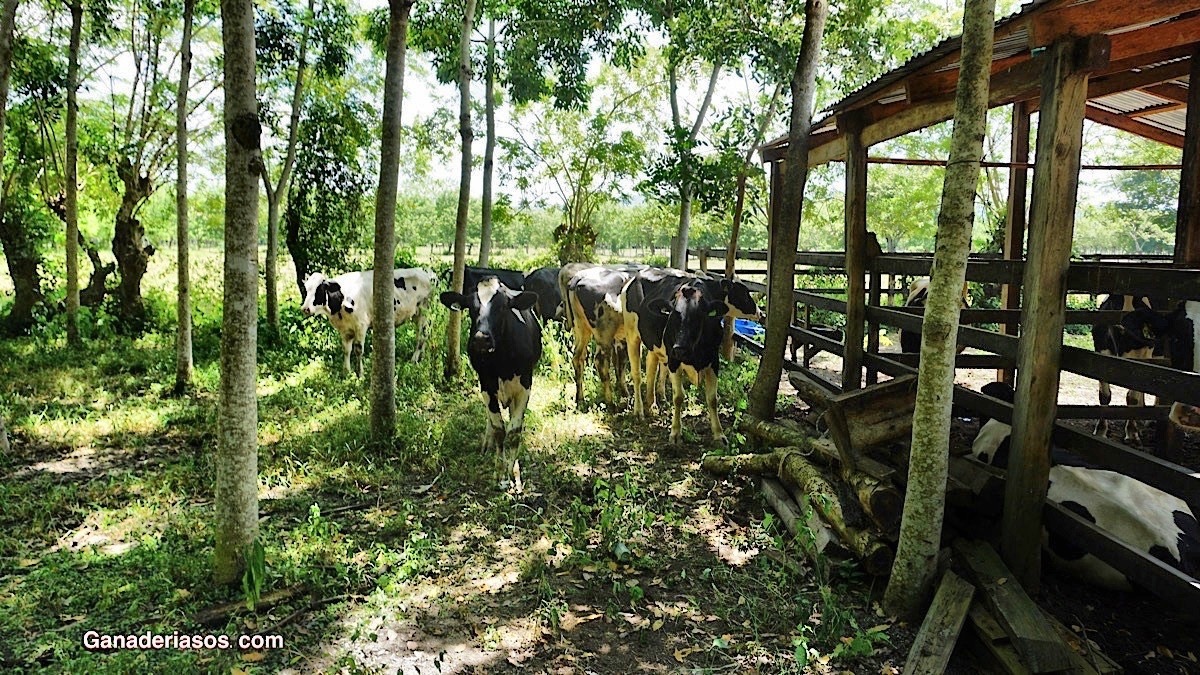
[440,277,542,457]
[566,266,634,408]
[302,267,435,374]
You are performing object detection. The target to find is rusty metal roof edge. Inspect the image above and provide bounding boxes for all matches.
[760,0,1059,155]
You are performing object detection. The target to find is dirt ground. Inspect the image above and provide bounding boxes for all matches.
[794,347,1200,674]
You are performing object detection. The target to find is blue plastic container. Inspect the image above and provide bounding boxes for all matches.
[733,318,765,340]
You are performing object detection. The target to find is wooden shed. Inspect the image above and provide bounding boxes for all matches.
[756,0,1200,601]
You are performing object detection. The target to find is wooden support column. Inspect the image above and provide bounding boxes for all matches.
[1001,35,1109,591]
[1175,45,1200,265]
[998,100,1031,385]
[842,114,868,391]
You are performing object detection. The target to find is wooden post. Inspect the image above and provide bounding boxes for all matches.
[1001,35,1108,591]
[1174,45,1200,266]
[766,162,784,318]
[841,114,868,391]
[698,248,709,273]
[1162,46,1200,456]
[999,100,1031,386]
[867,264,881,386]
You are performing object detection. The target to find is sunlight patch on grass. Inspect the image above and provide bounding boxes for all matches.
[688,504,761,568]
[50,505,163,557]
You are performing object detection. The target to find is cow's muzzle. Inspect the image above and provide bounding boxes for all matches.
[471,331,495,353]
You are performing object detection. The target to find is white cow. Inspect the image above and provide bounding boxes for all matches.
[301,267,435,375]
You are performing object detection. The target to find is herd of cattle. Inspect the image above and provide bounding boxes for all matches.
[301,262,762,448]
[300,264,1200,592]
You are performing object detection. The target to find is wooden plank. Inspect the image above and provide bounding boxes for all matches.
[903,570,976,675]
[1001,100,1030,384]
[1003,38,1105,591]
[842,119,868,391]
[953,539,1074,673]
[966,602,1033,675]
[1042,610,1123,674]
[1107,13,1200,65]
[1028,0,1197,48]
[1143,82,1189,106]
[1085,105,1184,148]
[1177,46,1200,266]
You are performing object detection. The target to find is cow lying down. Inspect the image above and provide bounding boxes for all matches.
[972,381,1199,591]
[302,267,435,375]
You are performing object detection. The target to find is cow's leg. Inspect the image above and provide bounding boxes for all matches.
[703,367,725,445]
[597,342,614,406]
[481,388,506,453]
[615,341,628,401]
[1124,388,1146,445]
[626,315,645,417]
[657,362,668,405]
[353,339,365,378]
[669,368,685,445]
[571,317,593,408]
[1095,349,1113,437]
[411,303,429,363]
[341,336,355,375]
[644,350,661,415]
[508,377,532,435]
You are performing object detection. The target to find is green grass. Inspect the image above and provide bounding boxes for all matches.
[0,251,899,674]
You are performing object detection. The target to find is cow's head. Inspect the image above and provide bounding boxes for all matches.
[720,278,762,321]
[302,273,351,318]
[658,283,724,363]
[440,277,538,353]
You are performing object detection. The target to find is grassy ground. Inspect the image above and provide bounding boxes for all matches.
[0,251,901,674]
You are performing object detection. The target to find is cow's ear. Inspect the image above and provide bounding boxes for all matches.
[510,291,538,312]
[706,299,726,317]
[647,298,671,316]
[439,291,465,311]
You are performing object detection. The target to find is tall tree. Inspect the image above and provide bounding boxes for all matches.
[258,0,315,334]
[443,0,476,380]
[214,0,262,585]
[64,0,81,346]
[174,0,195,393]
[476,15,495,266]
[745,0,829,420]
[369,0,414,443]
[0,0,27,336]
[884,0,995,618]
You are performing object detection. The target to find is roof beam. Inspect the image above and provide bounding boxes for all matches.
[1142,82,1190,104]
[1085,105,1185,147]
[906,53,1031,104]
[1107,14,1200,64]
[1029,0,1200,47]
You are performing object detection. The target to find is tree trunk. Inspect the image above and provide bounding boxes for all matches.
[264,0,314,334]
[746,0,829,420]
[285,208,309,299]
[0,0,30,336]
[370,0,413,444]
[477,16,496,267]
[444,0,476,380]
[885,0,995,619]
[78,233,113,307]
[0,413,8,453]
[174,0,195,394]
[214,0,262,586]
[65,0,82,346]
[669,63,722,270]
[112,160,154,329]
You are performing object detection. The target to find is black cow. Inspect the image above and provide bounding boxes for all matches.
[1090,295,1171,445]
[439,277,542,456]
[523,266,563,322]
[899,278,970,354]
[567,266,634,407]
[623,269,760,443]
[1164,299,1200,431]
[972,381,1199,591]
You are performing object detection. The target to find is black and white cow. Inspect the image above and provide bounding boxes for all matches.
[439,277,542,454]
[1161,300,1200,432]
[899,278,970,354]
[523,266,563,322]
[973,381,1199,591]
[623,269,760,444]
[566,266,634,408]
[462,265,525,294]
[301,267,435,375]
[1091,294,1171,444]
